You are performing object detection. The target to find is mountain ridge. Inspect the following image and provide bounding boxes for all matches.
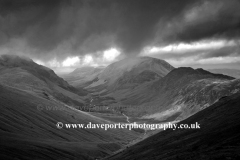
[0,54,87,107]
[85,56,174,93]
[104,67,239,121]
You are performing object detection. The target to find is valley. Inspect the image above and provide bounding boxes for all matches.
[1,55,240,159]
[65,57,240,123]
[1,0,240,159]
[0,83,143,160]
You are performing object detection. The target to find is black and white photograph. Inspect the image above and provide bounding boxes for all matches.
[0,0,240,159]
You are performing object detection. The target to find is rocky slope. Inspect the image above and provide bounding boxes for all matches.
[115,67,240,120]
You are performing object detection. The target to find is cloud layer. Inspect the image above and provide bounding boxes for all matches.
[0,0,240,69]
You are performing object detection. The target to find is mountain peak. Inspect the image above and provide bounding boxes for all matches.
[165,67,234,82]
[94,56,175,89]
[105,56,174,71]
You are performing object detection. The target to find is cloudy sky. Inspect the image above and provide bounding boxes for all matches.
[0,0,240,73]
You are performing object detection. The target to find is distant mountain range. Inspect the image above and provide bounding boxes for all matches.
[65,56,240,122]
[208,69,240,78]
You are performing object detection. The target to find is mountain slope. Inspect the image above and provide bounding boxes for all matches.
[63,66,104,88]
[70,57,175,107]
[107,67,239,120]
[107,92,240,160]
[85,56,174,93]
[0,55,87,106]
[0,55,72,90]
[0,84,139,160]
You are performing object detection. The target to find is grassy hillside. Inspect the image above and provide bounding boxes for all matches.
[0,55,88,107]
[107,93,240,160]
[0,84,140,160]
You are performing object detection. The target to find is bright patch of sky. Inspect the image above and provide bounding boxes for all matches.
[62,56,80,67]
[143,40,237,55]
[103,48,121,61]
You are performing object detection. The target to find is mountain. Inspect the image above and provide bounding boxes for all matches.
[1,55,240,159]
[86,57,174,93]
[107,92,240,160]
[99,67,239,122]
[63,56,240,122]
[62,66,105,88]
[77,57,174,94]
[0,55,87,106]
[0,55,70,89]
[116,67,239,119]
[0,83,140,160]
[99,57,174,86]
[208,68,240,78]
[64,56,175,107]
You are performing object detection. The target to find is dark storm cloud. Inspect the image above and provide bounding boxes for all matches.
[0,0,64,60]
[0,0,61,39]
[0,0,198,60]
[113,0,198,54]
[156,0,240,45]
[0,0,240,61]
